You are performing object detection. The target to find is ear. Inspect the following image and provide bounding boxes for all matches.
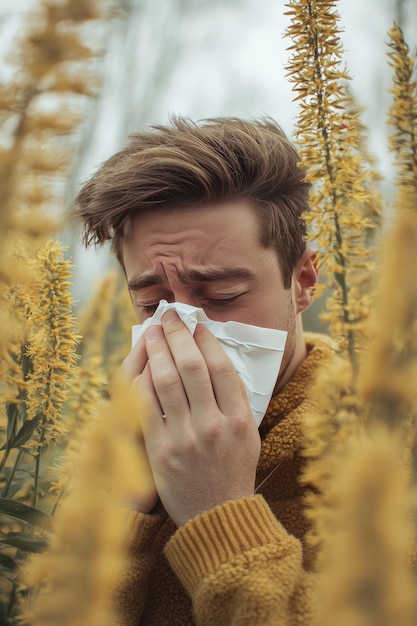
[293,248,318,314]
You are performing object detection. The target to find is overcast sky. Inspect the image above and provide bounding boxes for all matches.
[2,0,415,157]
[1,0,416,296]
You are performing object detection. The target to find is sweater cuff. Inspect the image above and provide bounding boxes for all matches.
[123,505,168,554]
[164,495,290,595]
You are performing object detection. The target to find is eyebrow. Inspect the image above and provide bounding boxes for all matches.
[127,267,254,291]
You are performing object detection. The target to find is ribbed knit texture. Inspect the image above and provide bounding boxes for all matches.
[165,496,290,595]
[115,333,333,626]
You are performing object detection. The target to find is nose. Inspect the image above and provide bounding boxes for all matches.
[161,263,200,308]
[169,288,200,309]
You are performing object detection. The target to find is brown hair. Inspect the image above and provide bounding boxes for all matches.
[73,116,310,288]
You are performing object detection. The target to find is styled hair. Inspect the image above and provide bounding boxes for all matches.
[73,116,310,288]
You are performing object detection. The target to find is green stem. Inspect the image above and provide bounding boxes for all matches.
[0,446,12,475]
[307,0,357,372]
[50,486,65,517]
[2,450,23,498]
[32,450,41,509]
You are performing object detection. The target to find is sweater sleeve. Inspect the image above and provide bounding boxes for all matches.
[164,495,319,626]
[114,506,169,626]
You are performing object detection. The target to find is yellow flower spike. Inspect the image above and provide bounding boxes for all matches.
[78,270,118,363]
[23,373,153,626]
[286,9,417,623]
[387,23,417,196]
[357,26,417,439]
[359,196,417,431]
[285,0,383,367]
[76,268,136,383]
[317,427,416,626]
[107,272,138,381]
[0,0,110,253]
[24,241,80,457]
[0,0,114,620]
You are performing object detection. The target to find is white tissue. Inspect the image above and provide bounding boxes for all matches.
[132,300,287,426]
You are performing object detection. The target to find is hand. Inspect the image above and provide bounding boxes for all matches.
[133,310,261,527]
[121,336,159,513]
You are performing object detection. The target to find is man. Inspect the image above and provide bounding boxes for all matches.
[74,117,332,625]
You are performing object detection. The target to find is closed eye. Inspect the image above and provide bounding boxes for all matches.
[140,303,161,315]
[204,293,248,308]
[137,292,248,317]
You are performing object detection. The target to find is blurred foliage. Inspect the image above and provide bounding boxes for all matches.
[0,0,415,624]
[286,2,417,624]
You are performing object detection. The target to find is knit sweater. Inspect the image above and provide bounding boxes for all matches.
[116,333,334,625]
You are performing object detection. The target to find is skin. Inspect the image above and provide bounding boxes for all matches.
[121,198,317,526]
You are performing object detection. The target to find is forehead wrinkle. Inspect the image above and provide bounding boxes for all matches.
[127,265,253,291]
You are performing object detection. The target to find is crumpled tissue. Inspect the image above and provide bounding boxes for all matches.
[132,300,287,426]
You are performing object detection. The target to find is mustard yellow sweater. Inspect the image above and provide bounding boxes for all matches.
[116,333,333,625]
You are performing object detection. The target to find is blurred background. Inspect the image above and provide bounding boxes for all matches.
[1,0,416,310]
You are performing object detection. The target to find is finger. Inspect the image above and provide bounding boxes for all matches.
[160,311,216,415]
[121,335,148,383]
[193,323,248,417]
[131,363,166,443]
[144,324,191,429]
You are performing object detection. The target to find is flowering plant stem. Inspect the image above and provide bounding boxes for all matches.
[1,450,23,499]
[285,0,379,366]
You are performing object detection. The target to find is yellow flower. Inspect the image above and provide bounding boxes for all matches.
[24,240,80,451]
[387,23,417,195]
[78,271,118,362]
[0,0,110,248]
[317,427,416,626]
[359,196,417,429]
[285,0,382,366]
[24,376,153,626]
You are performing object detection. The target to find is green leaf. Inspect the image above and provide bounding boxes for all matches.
[0,567,18,583]
[1,414,43,451]
[0,553,18,572]
[0,534,47,554]
[5,404,18,447]
[0,499,52,529]
[1,465,33,480]
[3,485,22,500]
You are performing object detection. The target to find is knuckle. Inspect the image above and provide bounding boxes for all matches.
[156,371,180,393]
[211,356,234,376]
[232,414,252,438]
[179,355,206,376]
[182,433,199,454]
[201,420,223,443]
[156,442,176,469]
[156,434,198,468]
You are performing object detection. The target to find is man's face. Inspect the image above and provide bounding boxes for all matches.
[123,198,313,387]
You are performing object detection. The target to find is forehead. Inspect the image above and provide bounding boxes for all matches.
[122,199,262,270]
